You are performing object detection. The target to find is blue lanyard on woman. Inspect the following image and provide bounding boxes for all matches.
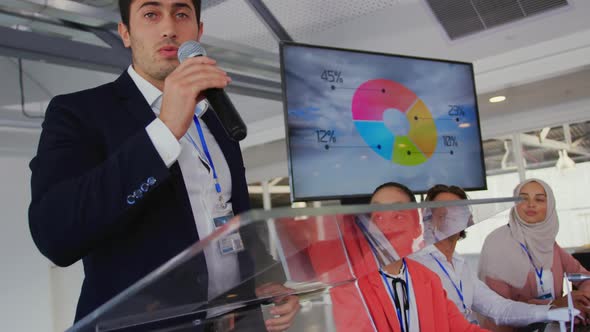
[355,219,411,332]
[430,253,467,312]
[380,260,411,332]
[519,243,544,289]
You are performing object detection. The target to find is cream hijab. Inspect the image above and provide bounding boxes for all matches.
[479,178,559,288]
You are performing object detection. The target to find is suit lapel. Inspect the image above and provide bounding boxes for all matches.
[201,109,236,167]
[113,71,157,127]
[368,271,402,332]
[348,221,401,332]
[406,261,435,331]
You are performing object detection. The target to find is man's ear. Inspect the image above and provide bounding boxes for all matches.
[196,21,204,41]
[118,22,131,48]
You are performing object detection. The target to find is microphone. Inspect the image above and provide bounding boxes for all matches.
[177,41,247,141]
[566,273,590,282]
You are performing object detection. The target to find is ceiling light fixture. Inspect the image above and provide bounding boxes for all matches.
[489,96,506,103]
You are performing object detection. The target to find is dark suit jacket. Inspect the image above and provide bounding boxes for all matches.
[29,71,269,327]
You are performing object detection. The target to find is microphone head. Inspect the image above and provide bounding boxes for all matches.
[178,41,207,63]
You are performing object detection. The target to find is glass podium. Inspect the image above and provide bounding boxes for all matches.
[67,197,518,332]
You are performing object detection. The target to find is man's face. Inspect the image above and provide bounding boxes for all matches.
[430,192,468,242]
[118,0,203,85]
[370,187,421,258]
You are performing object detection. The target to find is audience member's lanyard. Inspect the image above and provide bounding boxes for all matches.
[380,260,411,332]
[430,253,467,312]
[186,115,225,209]
[356,219,411,331]
[519,243,545,291]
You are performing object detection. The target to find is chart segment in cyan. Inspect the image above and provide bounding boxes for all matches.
[351,79,438,166]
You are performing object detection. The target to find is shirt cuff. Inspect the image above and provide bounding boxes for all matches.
[146,118,181,168]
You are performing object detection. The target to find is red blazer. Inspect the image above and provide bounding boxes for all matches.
[306,215,489,332]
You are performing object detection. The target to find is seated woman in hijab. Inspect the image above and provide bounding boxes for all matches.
[412,184,576,328]
[330,182,488,332]
[478,178,590,331]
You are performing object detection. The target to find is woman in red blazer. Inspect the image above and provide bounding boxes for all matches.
[308,182,488,331]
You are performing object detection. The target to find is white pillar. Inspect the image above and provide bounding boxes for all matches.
[511,133,527,182]
[261,180,278,260]
[262,180,271,210]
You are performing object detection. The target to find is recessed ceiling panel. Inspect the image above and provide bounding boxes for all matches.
[265,0,397,43]
[201,0,278,52]
[425,0,569,39]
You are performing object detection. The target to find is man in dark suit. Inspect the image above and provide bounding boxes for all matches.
[28,0,298,330]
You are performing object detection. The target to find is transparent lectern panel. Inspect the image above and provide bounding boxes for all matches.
[68,197,517,332]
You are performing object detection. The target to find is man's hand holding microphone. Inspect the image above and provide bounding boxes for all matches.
[159,41,247,141]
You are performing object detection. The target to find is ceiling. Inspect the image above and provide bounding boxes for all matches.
[0,0,589,185]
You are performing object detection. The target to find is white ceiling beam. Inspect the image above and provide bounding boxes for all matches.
[0,119,42,130]
[245,160,288,184]
[240,115,285,150]
[0,26,130,73]
[0,25,281,101]
[475,28,590,93]
[563,124,573,146]
[499,133,590,157]
[1,0,119,27]
[247,185,291,194]
[268,177,283,187]
[539,127,551,143]
[481,97,590,139]
[573,135,588,148]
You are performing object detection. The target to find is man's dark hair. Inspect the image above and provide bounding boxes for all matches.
[425,184,468,201]
[119,0,202,27]
[372,182,416,203]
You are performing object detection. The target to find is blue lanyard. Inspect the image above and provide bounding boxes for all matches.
[519,243,544,288]
[430,253,467,311]
[381,260,410,332]
[190,115,221,193]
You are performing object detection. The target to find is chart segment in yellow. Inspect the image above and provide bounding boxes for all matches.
[407,99,437,158]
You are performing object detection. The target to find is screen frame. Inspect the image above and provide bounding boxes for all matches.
[279,41,487,203]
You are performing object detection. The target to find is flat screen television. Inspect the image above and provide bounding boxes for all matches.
[279,42,487,202]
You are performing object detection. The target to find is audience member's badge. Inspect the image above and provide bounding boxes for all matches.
[213,213,244,256]
[535,272,554,300]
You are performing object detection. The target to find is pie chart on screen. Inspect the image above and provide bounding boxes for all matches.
[352,79,438,166]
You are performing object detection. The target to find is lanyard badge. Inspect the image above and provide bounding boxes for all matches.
[189,114,243,256]
[519,243,554,300]
[186,115,228,211]
[214,213,244,255]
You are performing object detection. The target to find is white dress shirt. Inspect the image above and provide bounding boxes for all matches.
[412,245,549,326]
[128,66,240,300]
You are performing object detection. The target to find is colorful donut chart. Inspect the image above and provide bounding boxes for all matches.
[352,79,438,166]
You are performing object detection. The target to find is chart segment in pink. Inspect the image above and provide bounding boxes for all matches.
[351,79,418,120]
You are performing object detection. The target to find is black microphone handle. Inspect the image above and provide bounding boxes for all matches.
[203,88,247,141]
